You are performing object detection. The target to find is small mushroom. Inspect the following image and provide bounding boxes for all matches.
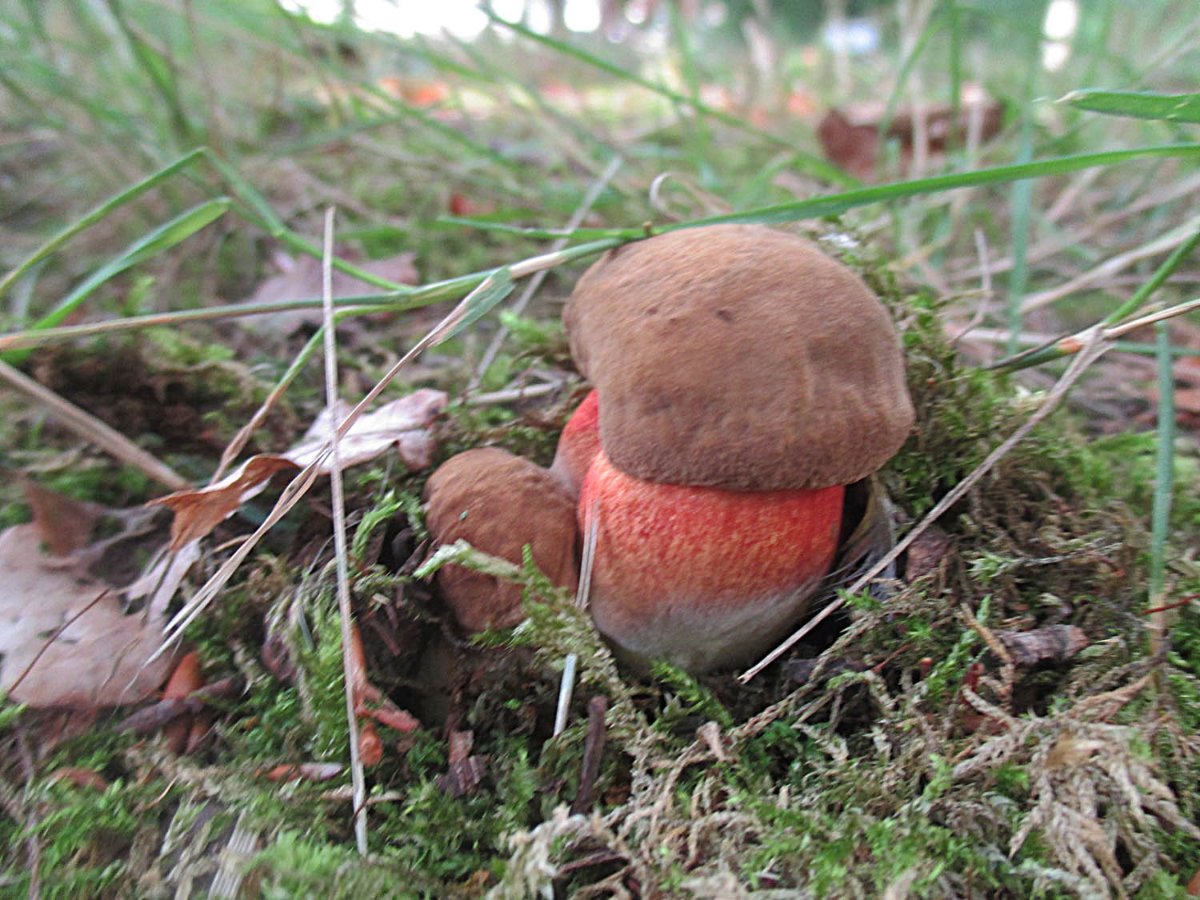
[423,448,578,632]
[563,225,914,671]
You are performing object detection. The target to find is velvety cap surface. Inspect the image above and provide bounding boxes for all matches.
[564,224,915,490]
[423,447,578,631]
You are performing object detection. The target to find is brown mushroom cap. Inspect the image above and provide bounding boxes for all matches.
[564,224,915,491]
[423,448,578,632]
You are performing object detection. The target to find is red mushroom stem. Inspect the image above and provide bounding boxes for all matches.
[580,449,844,673]
[550,389,601,498]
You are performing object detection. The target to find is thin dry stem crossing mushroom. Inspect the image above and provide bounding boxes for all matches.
[563,224,915,672]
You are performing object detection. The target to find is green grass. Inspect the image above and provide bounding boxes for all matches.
[2,0,1200,895]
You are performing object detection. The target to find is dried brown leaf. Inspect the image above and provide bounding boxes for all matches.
[242,251,418,336]
[152,389,447,550]
[0,524,185,707]
[818,89,1003,180]
[262,762,343,783]
[21,480,103,557]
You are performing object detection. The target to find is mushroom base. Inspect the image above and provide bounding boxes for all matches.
[580,451,844,673]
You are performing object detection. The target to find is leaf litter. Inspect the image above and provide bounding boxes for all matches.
[0,484,194,707]
[0,387,445,709]
[151,387,446,551]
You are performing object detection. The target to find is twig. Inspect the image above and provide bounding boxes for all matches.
[463,380,562,407]
[740,330,1111,683]
[992,626,1089,667]
[960,602,1013,667]
[554,655,579,738]
[321,207,369,856]
[1021,215,1200,312]
[116,677,240,734]
[989,295,1200,372]
[949,228,994,347]
[1144,593,1199,616]
[947,170,1200,282]
[570,695,609,816]
[0,360,190,492]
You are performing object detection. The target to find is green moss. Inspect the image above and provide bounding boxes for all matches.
[6,774,176,898]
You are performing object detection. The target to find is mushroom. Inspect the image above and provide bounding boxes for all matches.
[564,224,914,672]
[580,449,844,672]
[423,448,578,632]
[549,389,601,498]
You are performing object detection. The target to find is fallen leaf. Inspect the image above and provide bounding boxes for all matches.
[286,390,446,470]
[370,705,421,734]
[151,456,295,550]
[448,192,495,217]
[0,524,196,707]
[1046,734,1106,770]
[152,389,447,551]
[22,480,103,557]
[359,720,383,767]
[241,250,418,337]
[348,621,422,735]
[438,729,486,797]
[818,87,1003,180]
[1175,386,1200,416]
[262,762,343,783]
[904,525,952,581]
[377,76,449,107]
[1,483,197,708]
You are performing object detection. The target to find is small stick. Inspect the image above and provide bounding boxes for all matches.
[959,603,1013,667]
[0,361,190,491]
[570,695,609,816]
[993,625,1089,667]
[116,677,240,734]
[949,229,994,348]
[1021,215,1200,312]
[554,654,579,738]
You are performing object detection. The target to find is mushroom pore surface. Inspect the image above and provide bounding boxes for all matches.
[564,224,915,491]
[423,447,578,632]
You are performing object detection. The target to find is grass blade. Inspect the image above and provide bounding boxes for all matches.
[484,11,847,183]
[1062,89,1200,123]
[992,223,1200,372]
[686,144,1200,230]
[2,197,231,364]
[0,148,205,299]
[441,143,1200,242]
